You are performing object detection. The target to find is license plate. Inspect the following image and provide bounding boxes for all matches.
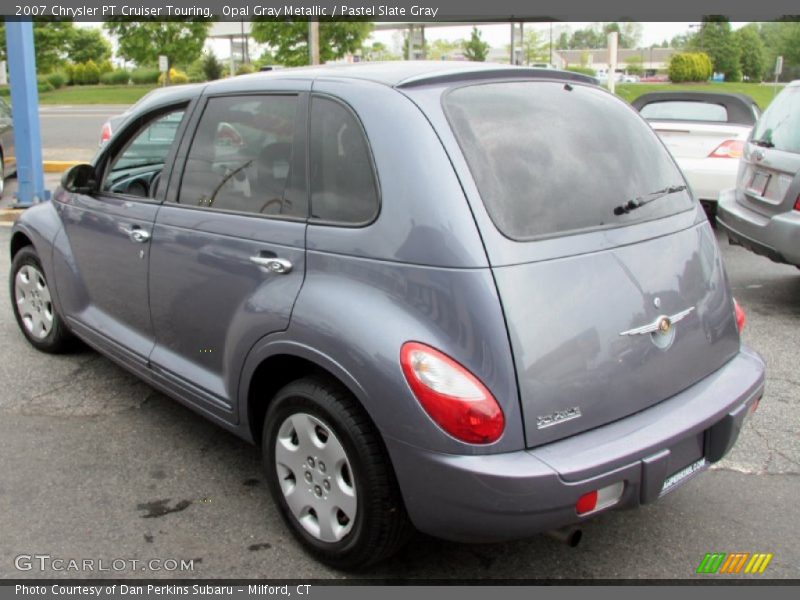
[660,457,707,496]
[747,171,771,197]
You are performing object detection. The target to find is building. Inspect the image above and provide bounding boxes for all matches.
[554,47,676,76]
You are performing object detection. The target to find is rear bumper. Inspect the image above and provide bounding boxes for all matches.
[386,346,765,542]
[717,189,800,266]
[676,157,739,202]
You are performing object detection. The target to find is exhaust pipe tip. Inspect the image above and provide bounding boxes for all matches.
[545,526,582,548]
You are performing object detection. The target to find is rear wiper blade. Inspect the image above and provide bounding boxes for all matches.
[751,138,774,148]
[613,185,687,216]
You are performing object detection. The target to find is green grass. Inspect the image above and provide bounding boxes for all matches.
[616,81,786,110]
[6,79,787,110]
[36,84,158,105]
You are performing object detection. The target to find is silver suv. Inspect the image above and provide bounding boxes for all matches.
[717,80,800,267]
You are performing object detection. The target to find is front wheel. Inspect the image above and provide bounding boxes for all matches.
[10,246,75,353]
[262,376,411,569]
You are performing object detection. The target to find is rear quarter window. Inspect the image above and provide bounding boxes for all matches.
[444,81,693,240]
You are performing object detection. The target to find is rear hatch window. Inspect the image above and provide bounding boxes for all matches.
[443,81,693,240]
[640,100,728,122]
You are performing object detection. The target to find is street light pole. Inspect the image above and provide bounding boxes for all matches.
[309,20,320,65]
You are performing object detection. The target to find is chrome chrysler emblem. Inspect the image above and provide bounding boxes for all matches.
[620,307,695,349]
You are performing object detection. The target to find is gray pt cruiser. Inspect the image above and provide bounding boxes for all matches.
[9,62,765,569]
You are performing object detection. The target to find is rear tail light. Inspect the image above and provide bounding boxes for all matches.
[400,342,504,444]
[734,298,746,333]
[708,140,744,158]
[99,122,112,145]
[793,194,800,212]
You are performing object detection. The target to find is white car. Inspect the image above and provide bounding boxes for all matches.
[633,92,760,220]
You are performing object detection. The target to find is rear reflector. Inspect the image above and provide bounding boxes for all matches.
[400,342,504,444]
[576,482,625,516]
[794,194,800,212]
[734,298,746,333]
[100,122,112,145]
[575,491,598,515]
[708,140,744,158]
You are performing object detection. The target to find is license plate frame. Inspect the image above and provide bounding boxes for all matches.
[747,170,771,197]
[660,457,707,497]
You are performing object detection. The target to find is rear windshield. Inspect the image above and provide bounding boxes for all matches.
[640,100,727,122]
[751,86,800,154]
[444,81,693,240]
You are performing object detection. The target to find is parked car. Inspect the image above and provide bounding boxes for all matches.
[632,92,760,221]
[717,81,800,267]
[0,96,16,198]
[9,62,765,569]
[99,85,202,146]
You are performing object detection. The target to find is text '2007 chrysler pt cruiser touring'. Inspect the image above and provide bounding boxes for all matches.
[9,62,765,568]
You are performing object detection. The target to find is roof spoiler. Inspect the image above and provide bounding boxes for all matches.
[396,68,599,89]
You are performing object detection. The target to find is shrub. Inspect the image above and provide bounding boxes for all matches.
[100,69,131,85]
[202,52,223,81]
[236,63,256,76]
[82,60,101,85]
[157,68,189,85]
[131,68,161,85]
[36,77,54,93]
[46,72,67,89]
[564,66,597,77]
[668,52,712,83]
[72,63,87,85]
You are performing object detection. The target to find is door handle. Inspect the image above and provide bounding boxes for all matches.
[121,226,151,243]
[250,256,293,274]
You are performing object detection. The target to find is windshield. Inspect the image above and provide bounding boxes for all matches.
[443,81,693,240]
[751,86,800,154]
[640,100,727,122]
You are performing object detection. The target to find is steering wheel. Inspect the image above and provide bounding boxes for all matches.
[260,197,283,214]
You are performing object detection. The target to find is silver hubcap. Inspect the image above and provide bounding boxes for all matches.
[15,265,54,339]
[275,413,357,543]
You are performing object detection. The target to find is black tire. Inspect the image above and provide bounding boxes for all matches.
[262,376,412,570]
[10,246,75,353]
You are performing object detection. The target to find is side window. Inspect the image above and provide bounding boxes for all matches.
[102,108,186,198]
[179,95,303,217]
[309,97,379,224]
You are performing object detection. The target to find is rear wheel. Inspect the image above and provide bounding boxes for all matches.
[10,246,75,353]
[262,376,411,569]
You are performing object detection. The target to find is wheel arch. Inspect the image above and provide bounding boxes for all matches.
[10,230,34,260]
[241,343,374,448]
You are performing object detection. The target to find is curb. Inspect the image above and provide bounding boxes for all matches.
[43,161,80,173]
[0,207,24,224]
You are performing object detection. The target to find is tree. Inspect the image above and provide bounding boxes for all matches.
[462,27,489,62]
[426,39,461,61]
[33,21,76,72]
[67,27,112,65]
[104,21,210,68]
[670,32,696,49]
[625,55,644,76]
[735,25,767,81]
[202,51,223,81]
[521,29,549,64]
[250,20,373,66]
[689,18,741,81]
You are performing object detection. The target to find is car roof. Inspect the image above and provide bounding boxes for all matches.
[631,91,759,125]
[206,60,598,90]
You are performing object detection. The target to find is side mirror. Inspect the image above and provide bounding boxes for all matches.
[61,164,97,194]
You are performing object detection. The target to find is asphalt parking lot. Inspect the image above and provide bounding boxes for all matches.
[0,220,798,580]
